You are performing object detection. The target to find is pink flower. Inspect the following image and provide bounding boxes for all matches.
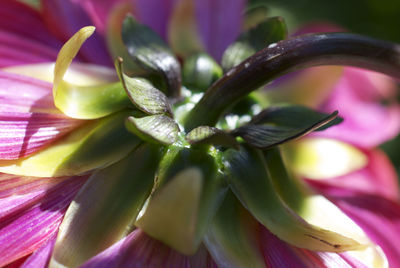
[0,1,400,268]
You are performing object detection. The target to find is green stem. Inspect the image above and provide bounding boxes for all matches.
[183,33,400,131]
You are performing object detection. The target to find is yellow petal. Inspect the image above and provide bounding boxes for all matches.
[53,26,95,91]
[287,138,368,179]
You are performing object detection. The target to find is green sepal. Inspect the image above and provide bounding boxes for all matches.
[221,17,287,71]
[223,146,364,252]
[115,58,173,116]
[232,110,339,149]
[182,52,222,92]
[54,81,132,119]
[50,144,161,267]
[125,114,180,145]
[204,191,266,268]
[136,147,227,255]
[250,105,343,131]
[122,15,181,98]
[0,110,141,177]
[186,126,239,149]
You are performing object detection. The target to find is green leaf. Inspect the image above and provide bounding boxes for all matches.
[0,111,141,177]
[223,146,364,252]
[232,111,339,149]
[186,126,239,149]
[115,58,173,116]
[204,191,266,268]
[50,144,160,267]
[122,15,181,98]
[125,114,180,145]
[250,105,343,131]
[221,17,287,70]
[136,147,227,255]
[182,52,222,92]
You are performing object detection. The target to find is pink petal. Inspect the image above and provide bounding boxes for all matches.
[194,0,245,61]
[0,71,82,159]
[41,0,112,66]
[310,184,400,268]
[260,226,367,268]
[3,255,30,268]
[0,71,56,113]
[134,0,178,41]
[78,0,129,33]
[0,30,59,67]
[315,68,400,147]
[0,111,83,160]
[0,0,61,45]
[21,233,57,268]
[306,149,400,201]
[81,229,217,268]
[0,174,87,266]
[0,0,62,67]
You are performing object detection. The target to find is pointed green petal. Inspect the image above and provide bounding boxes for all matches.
[250,105,343,131]
[122,15,181,98]
[115,59,173,116]
[221,17,287,70]
[136,147,226,255]
[182,53,222,92]
[125,115,180,145]
[223,146,364,252]
[204,191,266,268]
[186,126,239,149]
[232,111,338,149]
[0,111,141,177]
[50,144,160,267]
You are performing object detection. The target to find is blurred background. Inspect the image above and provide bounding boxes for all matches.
[250,0,400,43]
